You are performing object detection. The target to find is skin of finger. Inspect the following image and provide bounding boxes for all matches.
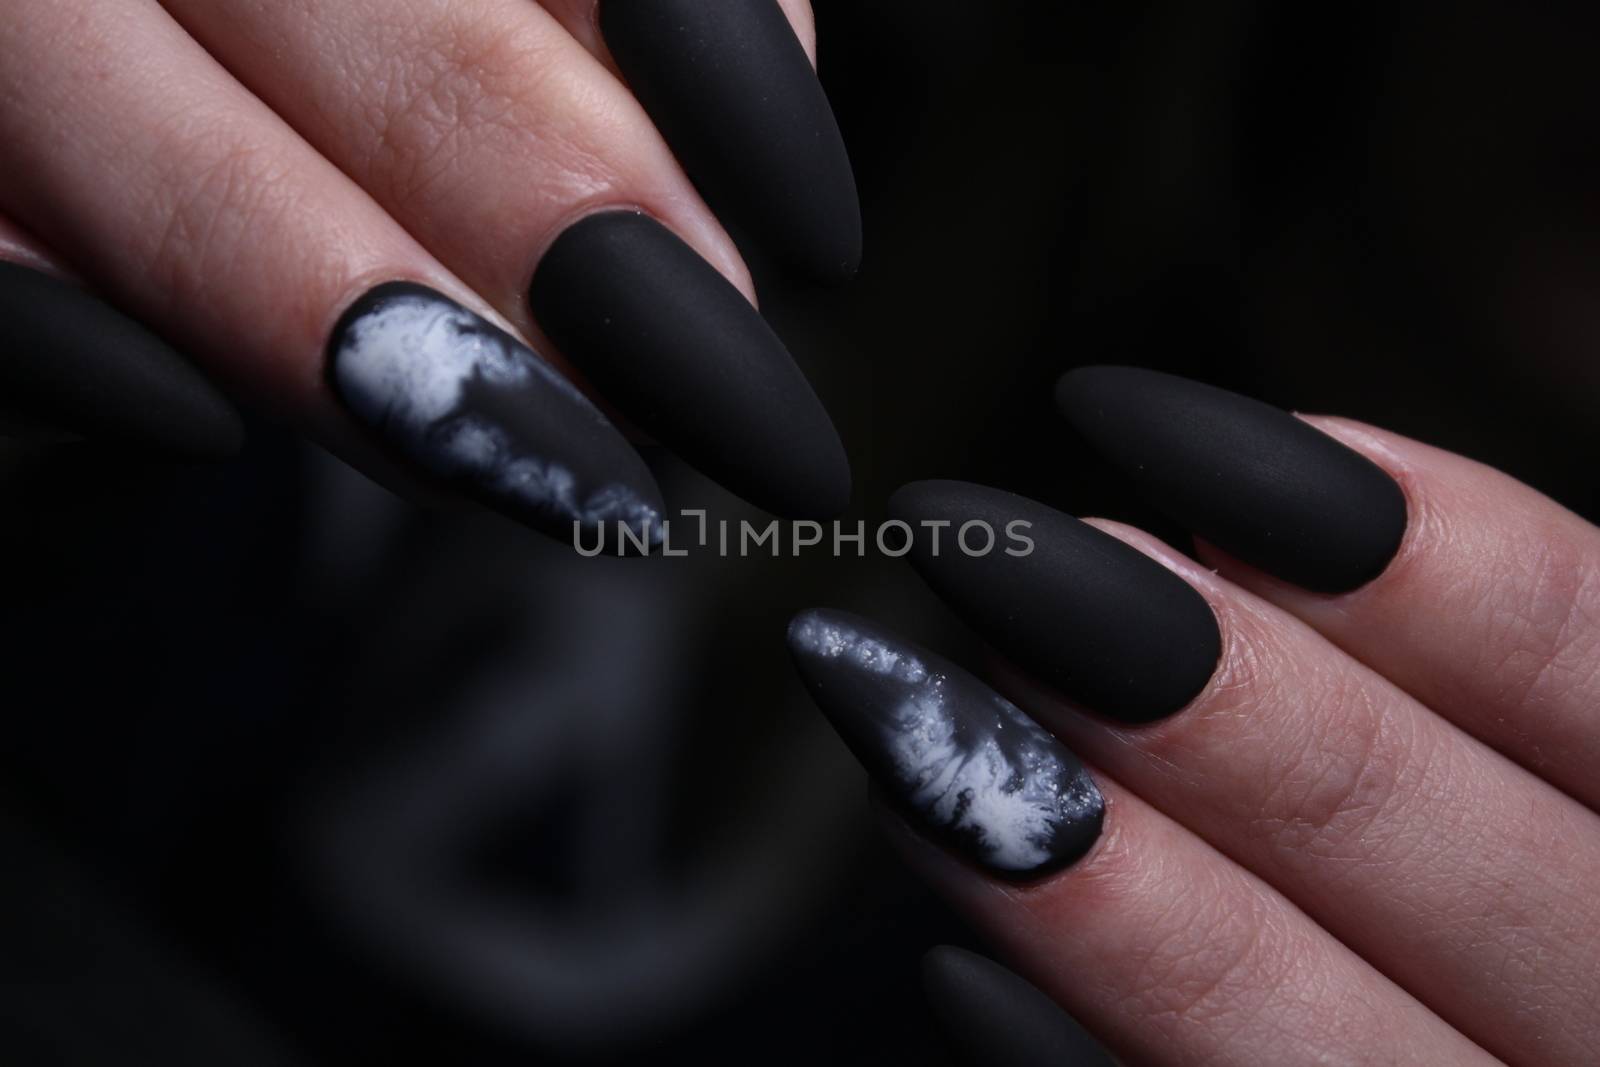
[998,519,1600,1066]
[875,781,1493,1067]
[0,0,505,500]
[161,0,758,360]
[534,0,819,69]
[1195,415,1600,815]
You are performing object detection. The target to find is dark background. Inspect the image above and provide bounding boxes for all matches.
[5,1,1600,1063]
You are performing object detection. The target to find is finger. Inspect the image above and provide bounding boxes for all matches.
[0,0,660,547]
[1059,367,1600,813]
[888,481,1600,1066]
[0,230,241,458]
[596,0,860,281]
[784,610,1489,1065]
[883,791,1494,1067]
[163,0,850,518]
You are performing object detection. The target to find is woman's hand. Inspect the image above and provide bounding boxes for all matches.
[791,368,1600,1065]
[0,0,856,545]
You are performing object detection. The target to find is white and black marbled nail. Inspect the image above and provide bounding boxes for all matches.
[787,609,1104,880]
[328,283,664,550]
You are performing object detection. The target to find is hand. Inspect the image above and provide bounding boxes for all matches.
[791,368,1600,1065]
[0,0,857,545]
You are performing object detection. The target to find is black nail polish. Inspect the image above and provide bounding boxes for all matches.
[1057,367,1408,594]
[600,0,862,282]
[888,481,1221,724]
[922,947,1116,1067]
[328,282,663,550]
[0,262,241,458]
[787,609,1104,879]
[531,211,850,518]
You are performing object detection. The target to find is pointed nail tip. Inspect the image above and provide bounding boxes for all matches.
[785,611,813,651]
[779,206,862,285]
[741,422,851,519]
[786,605,843,647]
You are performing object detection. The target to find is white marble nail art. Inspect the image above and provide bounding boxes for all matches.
[790,611,1103,875]
[331,286,660,539]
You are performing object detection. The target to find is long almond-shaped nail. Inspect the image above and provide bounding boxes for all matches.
[923,947,1116,1067]
[1058,366,1408,593]
[600,0,862,282]
[531,211,850,518]
[888,480,1222,724]
[787,609,1104,879]
[0,262,241,458]
[328,282,663,549]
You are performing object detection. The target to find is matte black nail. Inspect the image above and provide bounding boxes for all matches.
[787,609,1104,879]
[0,262,242,458]
[1058,366,1408,594]
[923,947,1116,1067]
[328,282,663,550]
[600,0,862,282]
[531,211,850,518]
[888,481,1221,724]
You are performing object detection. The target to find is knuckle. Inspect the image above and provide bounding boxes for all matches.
[1170,603,1426,870]
[1476,517,1600,717]
[355,6,617,211]
[1254,677,1416,865]
[1121,876,1283,1032]
[138,121,302,314]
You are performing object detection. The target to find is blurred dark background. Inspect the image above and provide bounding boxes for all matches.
[5,1,1600,1062]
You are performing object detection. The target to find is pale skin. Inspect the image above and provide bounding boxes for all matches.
[890,419,1600,1065]
[2,3,1596,1063]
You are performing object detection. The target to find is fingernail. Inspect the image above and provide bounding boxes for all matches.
[600,0,862,282]
[888,481,1221,724]
[787,609,1104,879]
[1057,367,1408,594]
[0,262,242,458]
[922,946,1116,1067]
[531,211,850,518]
[328,282,664,550]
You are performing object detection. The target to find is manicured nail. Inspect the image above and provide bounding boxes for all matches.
[328,282,663,550]
[531,211,850,518]
[787,609,1103,879]
[922,947,1116,1067]
[888,481,1221,724]
[1057,367,1408,594]
[0,262,242,458]
[600,0,862,282]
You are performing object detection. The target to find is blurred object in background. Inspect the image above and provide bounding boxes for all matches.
[5,0,1600,1063]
